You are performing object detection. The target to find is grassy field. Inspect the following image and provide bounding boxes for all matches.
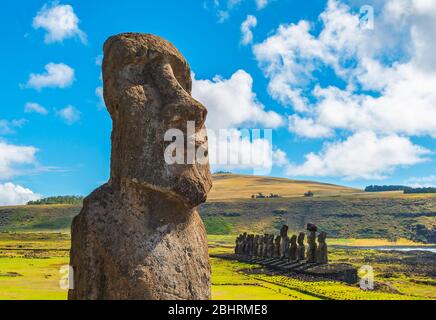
[208,174,359,200]
[0,232,434,300]
[1,175,435,242]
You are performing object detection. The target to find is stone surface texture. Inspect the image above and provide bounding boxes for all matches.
[69,33,212,300]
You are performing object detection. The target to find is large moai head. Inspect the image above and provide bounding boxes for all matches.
[102,33,212,208]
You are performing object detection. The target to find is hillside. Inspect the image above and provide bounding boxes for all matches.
[208,174,360,200]
[0,174,435,242]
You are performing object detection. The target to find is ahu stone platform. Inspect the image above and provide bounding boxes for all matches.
[212,253,358,285]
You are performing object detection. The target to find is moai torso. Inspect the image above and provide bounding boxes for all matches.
[297,232,306,261]
[274,236,281,258]
[306,224,318,263]
[289,235,298,261]
[316,232,328,264]
[279,225,289,259]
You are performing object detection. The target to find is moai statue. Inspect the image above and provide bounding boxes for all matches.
[248,235,254,256]
[69,33,212,300]
[306,224,318,263]
[241,232,248,255]
[288,235,298,261]
[235,234,241,254]
[254,235,260,256]
[279,225,289,259]
[297,232,306,261]
[267,235,275,258]
[274,235,281,258]
[261,235,268,257]
[316,231,328,264]
[259,235,265,256]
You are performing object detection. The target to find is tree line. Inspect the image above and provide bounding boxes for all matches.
[27,196,84,205]
[365,185,436,194]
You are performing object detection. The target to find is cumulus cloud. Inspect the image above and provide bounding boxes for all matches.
[32,2,87,44]
[24,102,49,115]
[57,106,80,124]
[0,142,38,180]
[95,86,104,106]
[404,175,436,188]
[255,0,269,10]
[0,183,42,206]
[285,132,430,180]
[253,0,436,138]
[208,128,274,175]
[241,15,257,45]
[0,119,27,135]
[25,63,75,90]
[251,0,436,179]
[192,70,283,130]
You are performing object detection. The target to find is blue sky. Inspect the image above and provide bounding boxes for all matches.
[0,0,435,204]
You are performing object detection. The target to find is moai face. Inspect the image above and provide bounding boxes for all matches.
[102,33,212,208]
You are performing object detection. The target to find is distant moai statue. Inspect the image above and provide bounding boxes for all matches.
[306,224,318,263]
[279,225,289,259]
[260,235,267,257]
[267,235,275,258]
[235,234,242,254]
[274,235,281,258]
[297,232,306,261]
[316,231,328,264]
[254,235,260,256]
[241,233,248,255]
[288,235,298,261]
[247,234,254,256]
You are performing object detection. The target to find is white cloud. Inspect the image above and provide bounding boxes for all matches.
[24,102,49,115]
[241,15,257,45]
[192,70,283,130]
[253,0,436,138]
[0,183,42,206]
[0,142,38,180]
[33,2,87,44]
[95,55,103,66]
[285,131,430,180]
[57,106,80,124]
[405,175,436,188]
[25,63,75,90]
[255,0,269,10]
[95,86,104,106]
[288,115,333,138]
[0,120,27,135]
[208,128,273,175]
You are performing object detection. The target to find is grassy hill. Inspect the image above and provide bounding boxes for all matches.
[208,173,359,200]
[0,174,435,243]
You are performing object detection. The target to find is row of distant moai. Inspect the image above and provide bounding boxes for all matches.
[235,224,328,264]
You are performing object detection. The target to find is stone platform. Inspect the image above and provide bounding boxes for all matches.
[212,253,358,284]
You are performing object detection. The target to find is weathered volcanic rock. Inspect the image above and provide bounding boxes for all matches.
[68,33,212,300]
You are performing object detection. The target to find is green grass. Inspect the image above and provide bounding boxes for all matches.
[1,174,435,242]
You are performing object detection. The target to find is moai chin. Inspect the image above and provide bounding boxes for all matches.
[297,232,306,261]
[69,33,212,300]
[316,231,328,264]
